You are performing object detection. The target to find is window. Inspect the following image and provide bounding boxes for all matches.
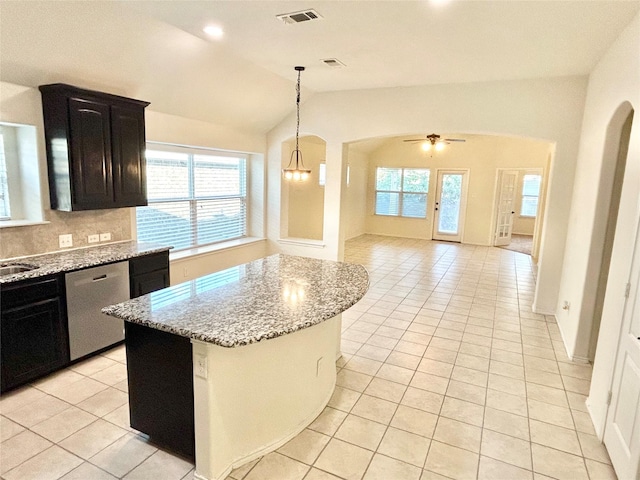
[375,167,430,218]
[136,146,247,251]
[0,133,10,220]
[520,174,542,217]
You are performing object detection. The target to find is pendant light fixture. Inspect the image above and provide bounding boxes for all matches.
[282,66,311,182]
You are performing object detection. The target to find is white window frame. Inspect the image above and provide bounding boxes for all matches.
[375,167,430,218]
[520,172,542,218]
[136,143,248,252]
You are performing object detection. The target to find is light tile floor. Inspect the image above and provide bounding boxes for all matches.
[0,235,616,480]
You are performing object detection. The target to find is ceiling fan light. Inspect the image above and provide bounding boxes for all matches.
[421,142,432,151]
[435,142,445,151]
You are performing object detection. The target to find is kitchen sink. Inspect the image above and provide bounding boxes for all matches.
[0,264,38,276]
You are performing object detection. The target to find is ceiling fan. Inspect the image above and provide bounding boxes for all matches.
[404,133,466,152]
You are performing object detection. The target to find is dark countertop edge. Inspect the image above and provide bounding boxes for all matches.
[0,242,172,284]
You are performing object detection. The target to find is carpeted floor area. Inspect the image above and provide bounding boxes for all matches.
[497,234,533,255]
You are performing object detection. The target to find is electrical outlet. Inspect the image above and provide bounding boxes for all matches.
[195,354,208,379]
[99,232,111,242]
[59,234,73,248]
[88,234,99,243]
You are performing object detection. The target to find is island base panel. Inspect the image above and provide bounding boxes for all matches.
[193,315,340,480]
[125,322,195,460]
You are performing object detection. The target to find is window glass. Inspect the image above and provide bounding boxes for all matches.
[137,145,247,251]
[375,167,429,218]
[0,134,10,219]
[521,174,542,217]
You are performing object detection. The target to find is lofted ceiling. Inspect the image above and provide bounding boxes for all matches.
[1,1,638,134]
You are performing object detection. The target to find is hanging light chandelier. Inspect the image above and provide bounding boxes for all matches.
[282,66,311,182]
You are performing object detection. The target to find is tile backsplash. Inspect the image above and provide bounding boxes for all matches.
[0,208,132,259]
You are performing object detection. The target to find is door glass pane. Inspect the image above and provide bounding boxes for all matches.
[439,174,462,234]
[375,192,399,215]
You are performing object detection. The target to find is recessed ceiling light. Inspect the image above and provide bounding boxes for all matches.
[203,25,224,39]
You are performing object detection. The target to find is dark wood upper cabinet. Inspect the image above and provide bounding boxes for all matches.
[39,84,150,211]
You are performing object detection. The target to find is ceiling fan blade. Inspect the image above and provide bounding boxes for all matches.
[444,138,466,142]
[403,139,426,142]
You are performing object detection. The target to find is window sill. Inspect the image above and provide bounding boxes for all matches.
[278,237,326,248]
[170,237,265,261]
[519,215,537,219]
[0,220,49,229]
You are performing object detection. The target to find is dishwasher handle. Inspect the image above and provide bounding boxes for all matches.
[92,274,108,282]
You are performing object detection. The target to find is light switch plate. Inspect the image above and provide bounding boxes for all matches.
[195,354,208,379]
[59,234,73,248]
[99,232,111,241]
[88,234,99,243]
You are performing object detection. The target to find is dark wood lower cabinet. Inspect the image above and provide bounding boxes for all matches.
[125,322,195,460]
[1,275,69,393]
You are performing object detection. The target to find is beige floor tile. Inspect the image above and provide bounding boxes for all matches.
[89,432,157,477]
[32,370,85,394]
[492,339,523,354]
[525,369,564,389]
[123,450,194,480]
[59,418,128,459]
[584,459,617,480]
[377,427,430,467]
[526,383,568,408]
[531,444,589,480]
[400,387,443,415]
[375,364,415,385]
[478,456,533,480]
[562,376,591,396]
[102,346,126,363]
[363,453,422,480]
[557,362,593,380]
[364,378,407,403]
[345,356,383,376]
[433,416,482,452]
[577,432,611,464]
[327,386,361,412]
[455,353,490,372]
[446,380,486,405]
[459,343,491,359]
[308,407,348,436]
[486,388,528,417]
[344,329,373,344]
[566,391,589,413]
[336,369,373,392]
[572,410,597,435]
[357,344,392,362]
[47,377,109,405]
[410,372,450,395]
[0,386,46,414]
[31,406,97,442]
[424,346,457,364]
[103,404,133,431]
[424,440,479,480]
[488,373,527,397]
[481,429,532,470]
[528,399,575,429]
[417,358,454,378]
[489,360,525,380]
[522,345,556,361]
[303,467,342,479]
[4,394,70,427]
[490,349,524,366]
[3,445,83,480]
[375,326,406,340]
[227,458,260,479]
[524,356,559,374]
[530,419,581,455]
[60,462,117,479]
[70,355,119,376]
[385,351,421,370]
[75,387,129,417]
[484,407,530,440]
[0,415,25,441]
[451,366,488,387]
[394,340,428,356]
[351,394,398,425]
[277,429,330,465]
[335,414,386,451]
[0,430,52,474]
[391,405,438,438]
[439,396,484,427]
[314,438,374,480]
[463,332,494,348]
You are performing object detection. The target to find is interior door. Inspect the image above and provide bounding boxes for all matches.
[432,170,468,242]
[494,170,518,246]
[603,221,640,480]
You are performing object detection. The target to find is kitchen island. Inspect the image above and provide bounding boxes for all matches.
[103,253,369,480]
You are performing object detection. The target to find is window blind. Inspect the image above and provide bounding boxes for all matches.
[0,134,10,220]
[136,147,247,251]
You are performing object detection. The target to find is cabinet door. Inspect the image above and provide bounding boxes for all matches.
[131,270,170,298]
[112,104,147,207]
[68,97,114,209]
[1,298,69,392]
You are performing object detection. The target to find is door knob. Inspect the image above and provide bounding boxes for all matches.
[511,211,515,214]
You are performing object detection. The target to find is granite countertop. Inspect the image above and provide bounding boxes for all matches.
[102,254,369,348]
[0,241,171,284]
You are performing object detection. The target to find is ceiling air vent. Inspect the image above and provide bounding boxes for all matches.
[276,9,323,25]
[322,58,346,68]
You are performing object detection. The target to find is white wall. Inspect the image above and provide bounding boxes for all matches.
[343,146,368,240]
[363,136,549,244]
[561,13,640,436]
[266,77,587,316]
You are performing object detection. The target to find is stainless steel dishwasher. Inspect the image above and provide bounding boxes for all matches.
[65,261,130,361]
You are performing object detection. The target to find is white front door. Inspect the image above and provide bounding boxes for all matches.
[494,170,518,246]
[432,170,468,243]
[603,221,640,480]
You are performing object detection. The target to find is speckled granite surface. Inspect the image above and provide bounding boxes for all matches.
[102,254,369,348]
[0,241,171,284]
